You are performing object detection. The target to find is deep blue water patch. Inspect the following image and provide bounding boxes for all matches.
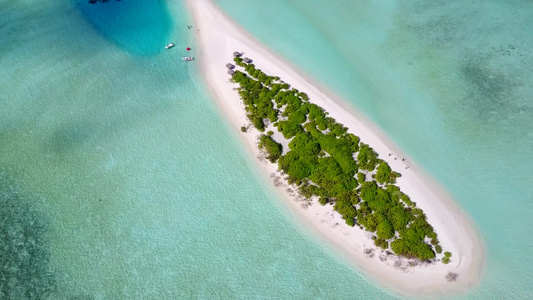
[74,0,174,55]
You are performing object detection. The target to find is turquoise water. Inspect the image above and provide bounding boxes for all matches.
[1,0,396,299]
[2,0,532,298]
[214,0,533,298]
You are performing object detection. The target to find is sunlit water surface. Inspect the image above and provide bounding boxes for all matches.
[0,0,394,298]
[2,0,532,298]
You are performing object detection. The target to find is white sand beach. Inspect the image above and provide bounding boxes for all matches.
[183,0,486,297]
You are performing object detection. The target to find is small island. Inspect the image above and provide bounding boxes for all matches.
[185,0,485,295]
[229,55,451,263]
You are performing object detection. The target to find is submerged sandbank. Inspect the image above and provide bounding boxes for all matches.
[183,0,485,296]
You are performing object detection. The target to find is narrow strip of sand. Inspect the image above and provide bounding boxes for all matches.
[182,0,485,296]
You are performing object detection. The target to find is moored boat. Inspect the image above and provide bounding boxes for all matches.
[165,43,175,49]
[182,56,194,61]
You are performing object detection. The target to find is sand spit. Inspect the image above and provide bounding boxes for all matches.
[183,0,485,297]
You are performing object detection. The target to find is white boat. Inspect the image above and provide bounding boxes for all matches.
[165,43,175,49]
[182,56,194,61]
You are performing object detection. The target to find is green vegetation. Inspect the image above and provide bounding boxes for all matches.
[358,143,379,171]
[230,58,445,261]
[375,161,401,184]
[375,238,389,250]
[442,251,452,264]
[240,126,247,132]
[259,134,283,163]
[357,172,366,184]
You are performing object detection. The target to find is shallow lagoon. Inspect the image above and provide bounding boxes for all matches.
[2,0,532,298]
[1,0,395,298]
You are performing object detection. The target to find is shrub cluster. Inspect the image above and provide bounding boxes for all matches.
[259,134,283,163]
[442,251,452,264]
[231,58,447,261]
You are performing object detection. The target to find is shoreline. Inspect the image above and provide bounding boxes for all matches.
[183,0,486,297]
